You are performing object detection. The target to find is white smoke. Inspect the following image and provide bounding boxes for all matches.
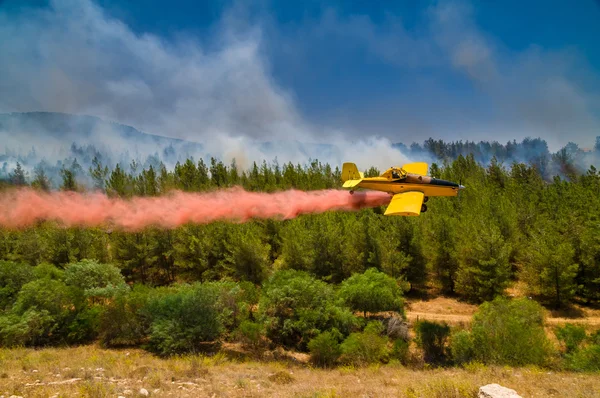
[0,0,410,171]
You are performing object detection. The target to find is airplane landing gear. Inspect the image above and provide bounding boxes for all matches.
[421,204,428,213]
[423,196,429,203]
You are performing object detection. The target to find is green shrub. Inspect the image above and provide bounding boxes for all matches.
[450,329,475,365]
[234,320,264,349]
[66,306,102,343]
[259,270,359,350]
[0,309,55,347]
[205,280,258,334]
[555,323,587,353]
[307,329,343,367]
[11,278,81,344]
[0,260,34,311]
[13,278,79,315]
[338,268,404,317]
[64,259,124,290]
[145,283,222,356]
[0,269,106,346]
[588,329,600,345]
[471,297,551,366]
[566,345,600,372]
[391,338,410,364]
[415,321,450,364]
[98,285,150,347]
[32,263,65,280]
[340,321,389,366]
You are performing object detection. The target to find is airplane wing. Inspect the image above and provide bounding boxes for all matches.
[384,191,425,216]
[402,162,428,176]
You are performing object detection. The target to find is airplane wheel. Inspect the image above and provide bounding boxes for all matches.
[423,196,429,203]
[421,204,428,213]
[349,190,354,195]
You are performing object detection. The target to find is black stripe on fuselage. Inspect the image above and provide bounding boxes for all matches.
[430,178,459,188]
[360,179,459,188]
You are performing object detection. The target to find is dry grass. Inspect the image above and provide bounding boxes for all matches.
[404,295,600,330]
[0,345,599,397]
[405,296,478,316]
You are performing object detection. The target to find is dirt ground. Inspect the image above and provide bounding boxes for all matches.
[404,296,600,328]
[0,345,599,398]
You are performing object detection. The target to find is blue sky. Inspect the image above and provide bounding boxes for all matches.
[1,0,599,152]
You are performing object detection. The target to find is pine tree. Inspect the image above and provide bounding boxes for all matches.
[520,220,579,308]
[9,162,27,186]
[89,156,109,191]
[106,164,129,197]
[31,164,51,191]
[455,221,512,302]
[60,167,77,191]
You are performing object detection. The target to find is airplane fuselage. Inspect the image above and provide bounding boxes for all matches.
[355,174,461,197]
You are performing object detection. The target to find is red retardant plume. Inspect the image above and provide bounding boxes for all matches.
[0,187,392,231]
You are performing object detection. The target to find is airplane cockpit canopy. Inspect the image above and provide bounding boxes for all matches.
[385,167,407,180]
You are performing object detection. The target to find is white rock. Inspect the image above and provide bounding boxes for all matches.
[478,384,522,398]
[9,396,24,398]
[123,389,133,395]
[139,388,149,396]
[118,396,126,398]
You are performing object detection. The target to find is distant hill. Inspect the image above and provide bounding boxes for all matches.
[0,111,202,149]
[0,112,340,167]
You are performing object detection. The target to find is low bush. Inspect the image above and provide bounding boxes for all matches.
[340,321,389,366]
[471,297,552,366]
[415,320,450,364]
[234,320,264,349]
[0,260,34,311]
[566,345,600,372]
[144,283,222,356]
[588,329,600,345]
[307,329,342,367]
[64,259,125,293]
[32,263,65,280]
[0,309,55,347]
[555,323,587,353]
[391,338,410,365]
[450,329,475,365]
[98,285,151,347]
[259,270,359,350]
[66,306,102,343]
[3,278,84,346]
[205,280,259,334]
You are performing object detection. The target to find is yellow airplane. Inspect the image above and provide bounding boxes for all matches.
[341,162,464,216]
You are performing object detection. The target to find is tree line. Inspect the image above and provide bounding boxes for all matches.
[2,153,600,307]
[2,135,599,189]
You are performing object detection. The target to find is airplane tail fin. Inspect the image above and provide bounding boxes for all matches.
[341,162,364,183]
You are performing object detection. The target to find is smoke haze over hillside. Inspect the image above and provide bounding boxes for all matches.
[0,0,412,171]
